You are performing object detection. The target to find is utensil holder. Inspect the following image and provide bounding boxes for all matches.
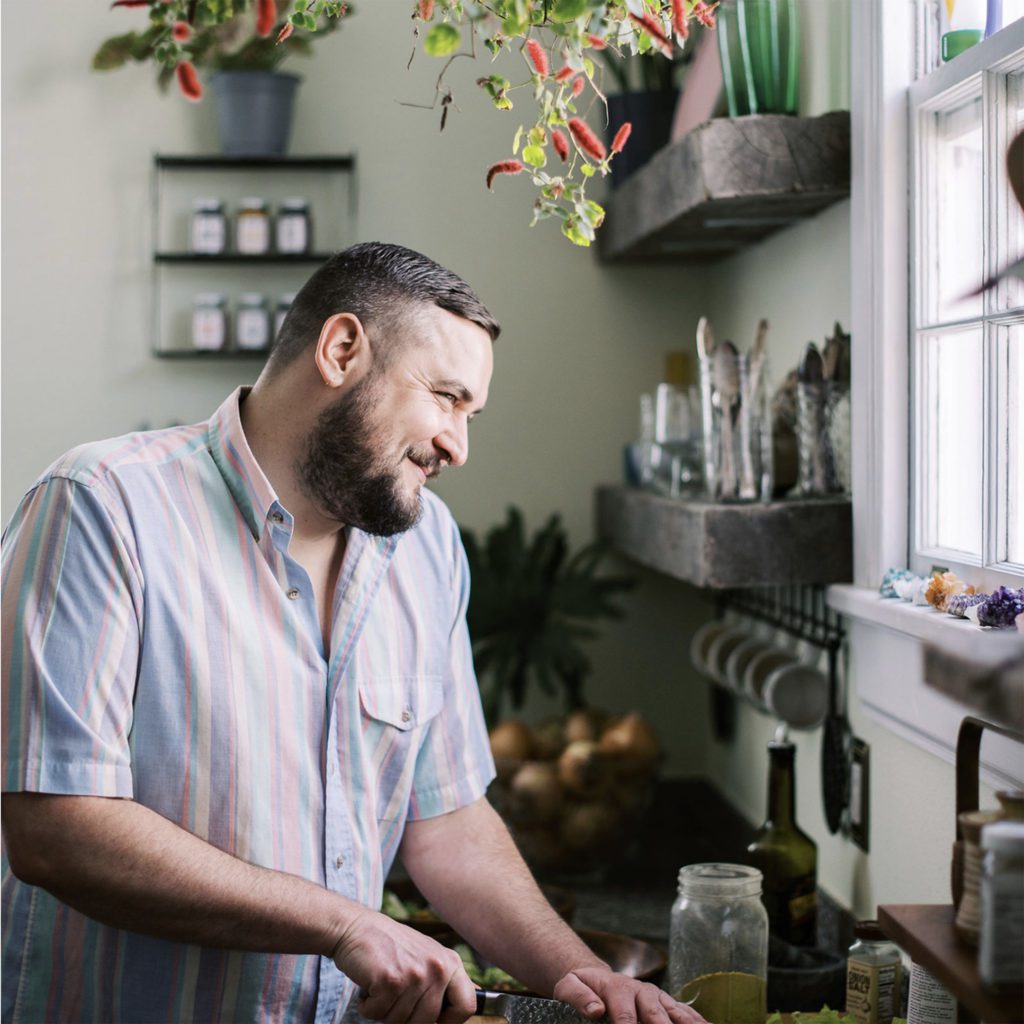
[794,381,848,497]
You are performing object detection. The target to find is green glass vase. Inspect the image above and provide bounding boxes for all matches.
[716,0,800,117]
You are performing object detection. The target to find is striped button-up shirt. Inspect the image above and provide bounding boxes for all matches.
[1,387,495,1024]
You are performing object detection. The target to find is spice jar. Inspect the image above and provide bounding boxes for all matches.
[954,808,998,945]
[274,292,295,341]
[192,293,227,351]
[275,198,312,254]
[191,198,226,254]
[236,197,270,255]
[668,863,768,1024]
[845,920,902,1024]
[236,293,270,351]
[979,820,1024,987]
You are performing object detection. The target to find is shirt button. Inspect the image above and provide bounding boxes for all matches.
[270,512,284,525]
[286,587,300,600]
[401,708,411,724]
[335,853,344,868]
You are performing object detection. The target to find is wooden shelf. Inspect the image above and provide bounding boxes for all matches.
[154,349,268,360]
[595,485,852,589]
[155,252,331,264]
[878,904,1024,1023]
[597,112,850,263]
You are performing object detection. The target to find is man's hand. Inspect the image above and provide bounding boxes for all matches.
[331,908,478,1024]
[553,967,708,1024]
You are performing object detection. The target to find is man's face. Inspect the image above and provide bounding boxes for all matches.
[298,305,493,535]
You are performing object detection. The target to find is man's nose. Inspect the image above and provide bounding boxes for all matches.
[436,417,469,467]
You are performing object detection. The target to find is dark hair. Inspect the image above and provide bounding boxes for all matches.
[266,241,500,374]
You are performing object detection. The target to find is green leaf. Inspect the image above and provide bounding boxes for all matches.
[562,219,591,246]
[551,0,588,21]
[92,31,146,72]
[580,163,595,177]
[583,56,595,78]
[424,23,461,57]
[512,125,525,155]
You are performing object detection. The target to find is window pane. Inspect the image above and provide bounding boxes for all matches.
[919,328,984,558]
[923,96,984,324]
[1006,324,1024,565]
[1000,70,1024,312]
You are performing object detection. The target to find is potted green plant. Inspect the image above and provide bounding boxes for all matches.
[93,0,350,155]
[459,507,635,727]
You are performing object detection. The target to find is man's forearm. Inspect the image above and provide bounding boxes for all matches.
[3,792,359,957]
[399,797,607,997]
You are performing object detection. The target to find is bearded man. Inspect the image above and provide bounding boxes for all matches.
[1,242,706,1024]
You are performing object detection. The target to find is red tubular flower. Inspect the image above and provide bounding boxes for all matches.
[571,76,585,98]
[255,0,276,37]
[671,0,689,42]
[586,33,607,49]
[611,121,633,154]
[175,60,203,102]
[525,38,549,77]
[111,1,151,7]
[693,1,717,28]
[554,65,576,83]
[172,20,192,42]
[418,0,435,19]
[629,11,674,59]
[486,160,525,190]
[552,129,570,162]
[276,21,294,43]
[568,117,607,161]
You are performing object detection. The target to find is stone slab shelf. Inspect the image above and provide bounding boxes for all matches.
[597,111,850,263]
[595,485,852,589]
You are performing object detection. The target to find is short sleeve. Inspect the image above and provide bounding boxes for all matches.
[2,476,142,797]
[405,520,495,820]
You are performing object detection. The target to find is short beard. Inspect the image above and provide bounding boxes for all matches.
[297,375,428,537]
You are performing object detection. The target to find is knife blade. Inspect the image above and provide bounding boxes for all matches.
[475,989,597,1024]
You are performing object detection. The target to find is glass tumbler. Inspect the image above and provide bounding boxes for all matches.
[668,863,769,1024]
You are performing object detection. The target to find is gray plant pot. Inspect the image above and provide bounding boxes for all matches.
[209,71,301,157]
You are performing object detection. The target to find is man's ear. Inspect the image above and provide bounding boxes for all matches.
[314,313,370,388]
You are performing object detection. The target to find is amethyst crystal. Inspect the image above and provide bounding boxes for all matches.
[947,592,987,618]
[978,587,1024,629]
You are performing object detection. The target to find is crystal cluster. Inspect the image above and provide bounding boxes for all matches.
[976,587,1024,629]
[925,572,976,613]
[880,567,913,598]
[947,592,987,618]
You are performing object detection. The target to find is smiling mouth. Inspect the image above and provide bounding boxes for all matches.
[408,456,442,483]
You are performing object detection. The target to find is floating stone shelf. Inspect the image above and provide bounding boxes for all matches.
[595,485,852,589]
[598,112,851,263]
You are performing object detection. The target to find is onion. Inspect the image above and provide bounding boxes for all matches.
[564,708,609,744]
[489,719,535,762]
[532,716,567,761]
[598,712,660,766]
[509,761,564,825]
[557,740,609,796]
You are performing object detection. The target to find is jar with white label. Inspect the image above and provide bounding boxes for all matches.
[236,293,271,351]
[906,962,956,1024]
[191,198,226,254]
[275,198,312,254]
[274,293,296,340]
[236,197,270,255]
[192,293,227,351]
[846,921,902,1024]
[979,820,1024,987]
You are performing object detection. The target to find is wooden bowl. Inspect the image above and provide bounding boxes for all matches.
[384,878,577,937]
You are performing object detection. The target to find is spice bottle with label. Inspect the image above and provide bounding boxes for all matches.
[236,293,271,351]
[236,197,270,255]
[745,739,818,946]
[192,293,228,351]
[191,198,226,254]
[845,920,902,1024]
[979,819,1024,987]
[906,962,956,1024]
[275,198,312,254]
[668,863,768,1024]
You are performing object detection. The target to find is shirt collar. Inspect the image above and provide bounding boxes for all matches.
[208,386,282,541]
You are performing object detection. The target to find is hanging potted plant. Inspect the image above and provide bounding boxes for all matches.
[92,0,350,156]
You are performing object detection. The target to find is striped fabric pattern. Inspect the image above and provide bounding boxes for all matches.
[1,388,495,1024]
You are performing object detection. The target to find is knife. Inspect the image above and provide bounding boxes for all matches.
[475,989,597,1024]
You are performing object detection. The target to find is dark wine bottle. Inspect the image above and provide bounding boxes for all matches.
[746,739,818,946]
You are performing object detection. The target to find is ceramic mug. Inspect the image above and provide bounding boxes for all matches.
[762,660,829,729]
[689,620,731,681]
[725,636,776,698]
[743,646,797,710]
[705,624,752,689]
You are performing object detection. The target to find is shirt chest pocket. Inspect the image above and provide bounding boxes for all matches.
[358,676,445,822]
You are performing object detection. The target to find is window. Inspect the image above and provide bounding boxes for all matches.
[909,20,1024,588]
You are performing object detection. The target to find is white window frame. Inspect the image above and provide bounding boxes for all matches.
[834,0,1024,789]
[908,24,1024,589]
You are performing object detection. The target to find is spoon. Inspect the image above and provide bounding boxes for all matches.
[714,340,740,499]
[739,319,769,500]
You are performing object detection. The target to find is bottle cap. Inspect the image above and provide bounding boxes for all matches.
[853,920,887,941]
[280,197,309,210]
[193,197,223,211]
[239,197,267,210]
[194,292,226,306]
[238,292,266,307]
[981,820,1024,853]
[677,862,762,899]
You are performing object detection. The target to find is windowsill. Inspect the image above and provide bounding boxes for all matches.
[826,583,1024,667]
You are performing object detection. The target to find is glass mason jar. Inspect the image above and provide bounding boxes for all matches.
[275,197,312,254]
[668,863,769,1024]
[192,293,228,351]
[191,197,226,255]
[236,293,271,351]
[236,197,270,255]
